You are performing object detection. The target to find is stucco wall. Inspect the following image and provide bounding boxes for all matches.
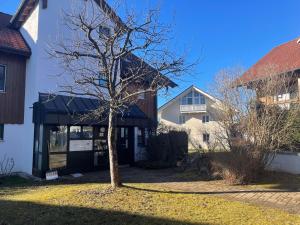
[159,91,225,150]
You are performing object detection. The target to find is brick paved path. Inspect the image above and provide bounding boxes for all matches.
[77,168,300,214]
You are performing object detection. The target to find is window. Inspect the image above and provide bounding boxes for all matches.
[179,115,185,124]
[202,115,209,123]
[138,90,145,100]
[0,124,4,141]
[203,133,210,143]
[49,126,67,152]
[99,25,111,37]
[0,65,6,92]
[98,73,108,87]
[200,94,205,104]
[181,90,205,105]
[137,128,145,147]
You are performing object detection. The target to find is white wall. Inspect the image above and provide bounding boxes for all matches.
[0,0,116,175]
[159,88,226,150]
[267,152,300,175]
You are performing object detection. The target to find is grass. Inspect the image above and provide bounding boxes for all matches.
[0,176,299,225]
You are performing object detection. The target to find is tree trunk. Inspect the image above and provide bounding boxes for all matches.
[107,109,122,188]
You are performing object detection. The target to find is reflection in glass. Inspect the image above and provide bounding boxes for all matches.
[49,154,67,169]
[70,126,81,139]
[49,126,67,152]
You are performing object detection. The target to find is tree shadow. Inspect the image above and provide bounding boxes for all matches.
[122,184,300,195]
[0,199,208,225]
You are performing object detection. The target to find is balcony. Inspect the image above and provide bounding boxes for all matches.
[180,104,206,113]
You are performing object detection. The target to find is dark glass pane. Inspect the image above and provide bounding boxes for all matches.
[82,126,93,139]
[187,98,193,105]
[0,124,4,140]
[0,65,5,91]
[70,126,81,139]
[49,126,67,152]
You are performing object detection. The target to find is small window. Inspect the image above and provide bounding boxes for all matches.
[138,90,145,100]
[99,25,111,37]
[0,65,6,92]
[179,115,186,124]
[137,128,145,147]
[98,73,108,87]
[203,133,210,143]
[0,124,4,141]
[202,115,209,123]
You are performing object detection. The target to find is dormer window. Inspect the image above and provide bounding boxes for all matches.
[99,25,111,37]
[0,65,6,92]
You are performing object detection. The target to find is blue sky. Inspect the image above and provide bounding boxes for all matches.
[1,0,300,106]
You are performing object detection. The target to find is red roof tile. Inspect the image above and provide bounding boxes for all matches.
[0,27,31,56]
[240,37,300,84]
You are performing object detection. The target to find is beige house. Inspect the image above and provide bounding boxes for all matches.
[158,86,225,150]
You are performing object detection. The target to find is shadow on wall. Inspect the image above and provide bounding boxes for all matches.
[0,199,205,225]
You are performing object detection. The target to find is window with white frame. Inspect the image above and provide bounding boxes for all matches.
[202,115,209,123]
[0,124,4,141]
[181,90,205,105]
[179,115,186,124]
[0,65,6,92]
[203,133,210,143]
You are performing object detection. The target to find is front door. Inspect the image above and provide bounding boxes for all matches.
[117,127,133,165]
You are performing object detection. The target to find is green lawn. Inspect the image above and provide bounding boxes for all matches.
[0,176,299,225]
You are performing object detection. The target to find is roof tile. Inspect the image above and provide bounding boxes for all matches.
[240,37,300,83]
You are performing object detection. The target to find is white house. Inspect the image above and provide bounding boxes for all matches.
[158,85,225,150]
[0,0,175,177]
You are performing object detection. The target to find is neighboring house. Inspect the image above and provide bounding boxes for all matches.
[0,0,175,177]
[158,85,225,150]
[239,37,300,107]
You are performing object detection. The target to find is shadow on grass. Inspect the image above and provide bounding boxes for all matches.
[0,199,207,225]
[122,184,300,195]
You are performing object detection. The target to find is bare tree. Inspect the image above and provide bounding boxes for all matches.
[49,0,191,188]
[211,66,299,183]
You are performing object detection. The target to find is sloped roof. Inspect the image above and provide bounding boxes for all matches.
[0,12,31,56]
[240,37,300,84]
[38,93,147,119]
[158,85,219,112]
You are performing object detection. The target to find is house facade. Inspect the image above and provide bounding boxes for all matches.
[0,0,174,177]
[240,37,300,107]
[158,86,225,150]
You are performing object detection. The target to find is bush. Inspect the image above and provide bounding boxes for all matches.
[210,146,265,184]
[138,130,188,169]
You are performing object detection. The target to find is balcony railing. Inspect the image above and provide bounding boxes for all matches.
[180,104,206,113]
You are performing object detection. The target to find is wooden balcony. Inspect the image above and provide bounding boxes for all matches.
[180,104,206,113]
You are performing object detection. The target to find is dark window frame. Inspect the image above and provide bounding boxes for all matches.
[0,64,7,92]
[0,124,4,141]
[203,133,210,143]
[202,115,209,123]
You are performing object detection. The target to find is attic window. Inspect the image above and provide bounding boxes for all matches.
[99,26,111,37]
[42,0,48,9]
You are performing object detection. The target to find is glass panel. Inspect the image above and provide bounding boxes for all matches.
[0,124,3,140]
[0,65,5,91]
[49,154,67,169]
[181,97,187,105]
[194,92,199,97]
[200,95,206,104]
[187,92,193,97]
[70,126,81,139]
[194,98,200,104]
[69,140,93,151]
[94,139,108,151]
[82,126,93,139]
[187,98,193,105]
[49,126,67,152]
